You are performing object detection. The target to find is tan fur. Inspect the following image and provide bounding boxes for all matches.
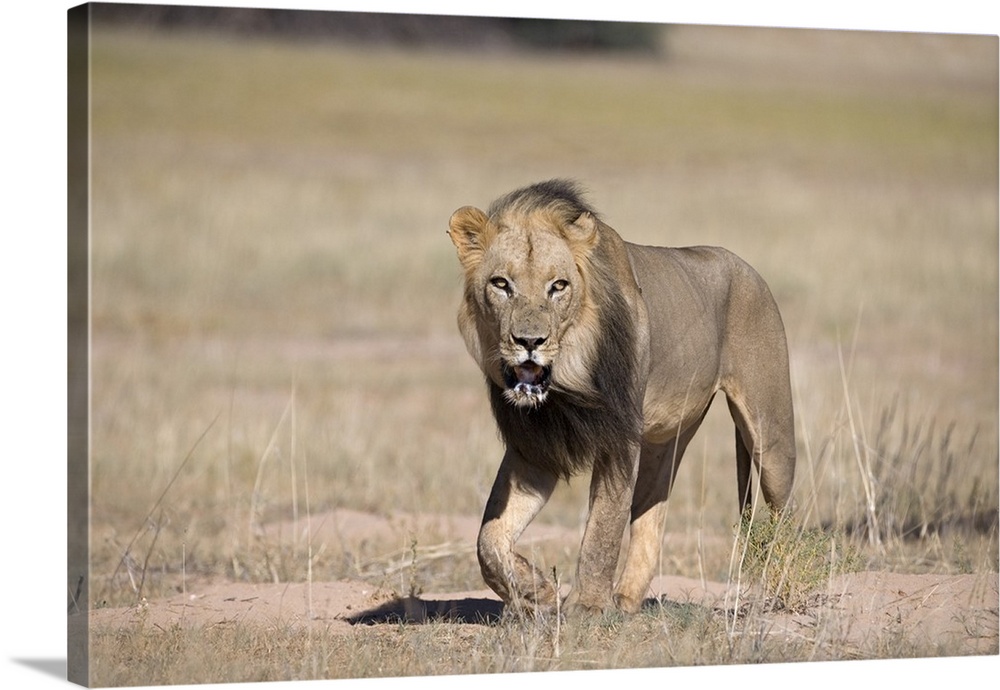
[448,181,795,615]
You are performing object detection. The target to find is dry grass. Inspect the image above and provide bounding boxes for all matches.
[83,21,997,686]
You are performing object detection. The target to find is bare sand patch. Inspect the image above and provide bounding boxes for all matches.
[90,511,999,658]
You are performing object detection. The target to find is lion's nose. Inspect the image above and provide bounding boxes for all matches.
[512,334,547,351]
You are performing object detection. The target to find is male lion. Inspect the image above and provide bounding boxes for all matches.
[447,180,795,615]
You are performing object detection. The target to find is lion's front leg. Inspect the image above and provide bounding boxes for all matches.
[478,450,559,614]
[564,449,639,615]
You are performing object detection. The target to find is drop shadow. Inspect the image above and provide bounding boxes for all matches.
[11,658,67,681]
[345,596,504,626]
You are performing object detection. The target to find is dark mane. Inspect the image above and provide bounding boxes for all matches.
[486,179,599,224]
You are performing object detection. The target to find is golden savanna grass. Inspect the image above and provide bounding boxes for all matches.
[85,21,997,686]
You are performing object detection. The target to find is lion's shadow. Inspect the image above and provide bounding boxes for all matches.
[345,596,505,626]
[344,594,711,626]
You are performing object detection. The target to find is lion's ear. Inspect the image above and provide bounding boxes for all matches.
[448,206,492,270]
[563,211,601,257]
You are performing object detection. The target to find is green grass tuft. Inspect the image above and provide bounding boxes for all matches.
[735,510,864,612]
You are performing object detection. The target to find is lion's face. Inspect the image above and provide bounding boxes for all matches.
[480,226,582,407]
[449,206,599,408]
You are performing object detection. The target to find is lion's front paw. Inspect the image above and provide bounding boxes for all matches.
[612,592,643,614]
[562,588,617,618]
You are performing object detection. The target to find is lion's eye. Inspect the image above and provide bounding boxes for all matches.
[549,279,569,295]
[490,277,510,292]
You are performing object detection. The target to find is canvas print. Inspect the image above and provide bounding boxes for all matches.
[68,3,999,687]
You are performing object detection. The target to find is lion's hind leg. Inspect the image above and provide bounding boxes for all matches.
[731,412,754,515]
[720,258,796,515]
[725,390,795,515]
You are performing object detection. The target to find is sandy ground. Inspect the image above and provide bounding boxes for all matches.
[89,509,999,658]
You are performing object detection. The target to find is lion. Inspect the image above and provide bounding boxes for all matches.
[447,180,795,615]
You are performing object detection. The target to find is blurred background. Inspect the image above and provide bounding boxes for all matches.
[83,2,997,610]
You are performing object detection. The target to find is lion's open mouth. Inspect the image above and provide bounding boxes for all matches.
[502,362,552,406]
